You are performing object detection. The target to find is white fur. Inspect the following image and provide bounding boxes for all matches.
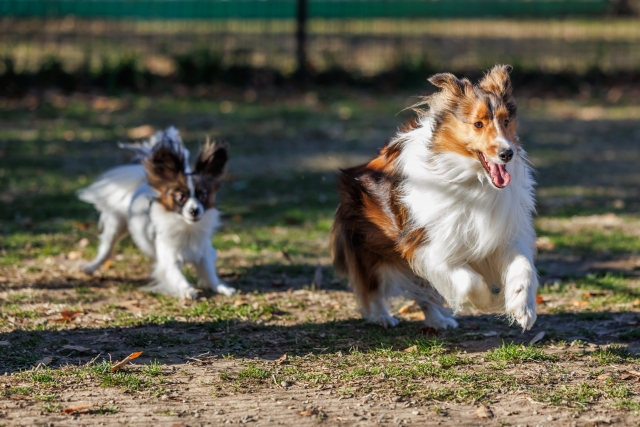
[393,115,538,330]
[78,130,235,299]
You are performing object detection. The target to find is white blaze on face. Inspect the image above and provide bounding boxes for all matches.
[180,144,204,222]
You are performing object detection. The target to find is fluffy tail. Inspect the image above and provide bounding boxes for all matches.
[78,164,146,217]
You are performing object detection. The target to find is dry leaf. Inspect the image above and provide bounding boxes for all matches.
[536,295,545,304]
[572,300,590,307]
[118,300,144,312]
[403,345,418,353]
[529,331,546,345]
[633,298,640,307]
[52,309,82,322]
[63,403,91,414]
[0,341,9,347]
[475,405,493,418]
[62,345,92,353]
[103,259,111,269]
[275,353,288,365]
[298,408,318,417]
[597,373,612,380]
[628,370,640,377]
[535,236,555,251]
[234,299,249,307]
[35,356,53,366]
[398,301,420,314]
[67,251,82,261]
[78,238,90,248]
[251,302,260,310]
[111,351,143,372]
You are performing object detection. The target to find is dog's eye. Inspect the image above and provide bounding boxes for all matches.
[474,122,483,129]
[174,193,186,203]
[198,191,208,201]
[504,119,510,126]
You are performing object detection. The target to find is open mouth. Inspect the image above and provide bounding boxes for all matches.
[477,152,511,189]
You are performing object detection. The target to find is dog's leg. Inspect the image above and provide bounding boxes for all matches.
[146,246,197,299]
[409,280,459,330]
[417,252,494,312]
[501,243,538,330]
[81,212,127,274]
[195,246,236,296]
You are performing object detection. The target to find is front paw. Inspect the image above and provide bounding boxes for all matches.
[505,292,537,330]
[80,263,99,275]
[214,283,236,296]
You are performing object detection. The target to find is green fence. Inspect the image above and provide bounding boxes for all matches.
[0,0,611,19]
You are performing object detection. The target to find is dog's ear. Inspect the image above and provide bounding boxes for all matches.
[194,139,228,179]
[479,64,514,101]
[144,145,185,187]
[428,73,473,97]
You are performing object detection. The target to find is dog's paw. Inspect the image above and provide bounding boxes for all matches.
[424,314,458,330]
[366,313,400,328]
[80,263,99,275]
[176,286,198,300]
[506,297,537,330]
[214,283,237,296]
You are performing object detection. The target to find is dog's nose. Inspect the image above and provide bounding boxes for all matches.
[188,206,199,217]
[499,148,514,163]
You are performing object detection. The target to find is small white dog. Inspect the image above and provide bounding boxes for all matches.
[78,127,236,299]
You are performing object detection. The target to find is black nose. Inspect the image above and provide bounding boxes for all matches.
[189,206,199,217]
[499,148,514,163]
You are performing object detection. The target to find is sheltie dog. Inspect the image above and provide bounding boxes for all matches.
[78,127,236,299]
[331,65,537,330]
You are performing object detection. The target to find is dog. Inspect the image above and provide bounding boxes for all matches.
[331,65,537,331]
[78,127,236,299]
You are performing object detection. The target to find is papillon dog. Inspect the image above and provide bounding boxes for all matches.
[78,127,236,299]
[331,65,537,330]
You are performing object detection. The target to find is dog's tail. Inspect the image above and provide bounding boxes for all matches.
[78,164,146,216]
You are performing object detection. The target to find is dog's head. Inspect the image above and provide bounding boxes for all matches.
[145,130,228,223]
[428,64,518,189]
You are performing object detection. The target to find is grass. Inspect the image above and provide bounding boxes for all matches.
[1,87,640,423]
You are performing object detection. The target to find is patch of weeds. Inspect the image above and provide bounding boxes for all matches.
[592,345,632,365]
[486,342,553,363]
[6,386,33,396]
[143,359,163,377]
[613,399,640,411]
[42,402,63,413]
[20,368,57,385]
[237,364,271,381]
[89,360,151,392]
[94,405,119,414]
[534,382,600,407]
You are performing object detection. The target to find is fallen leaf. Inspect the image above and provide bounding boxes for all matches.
[61,345,93,353]
[127,124,154,139]
[35,356,53,366]
[403,345,418,353]
[529,331,546,345]
[111,351,143,372]
[536,236,556,251]
[312,264,323,289]
[572,300,590,307]
[627,370,640,377]
[52,310,82,322]
[536,295,545,304]
[67,251,82,261]
[78,238,90,248]
[475,405,493,419]
[275,353,288,365]
[103,259,111,269]
[118,300,144,312]
[0,341,9,347]
[298,408,318,417]
[234,299,249,307]
[251,302,260,310]
[536,236,555,251]
[597,373,612,380]
[633,298,640,307]
[63,403,91,414]
[398,301,420,314]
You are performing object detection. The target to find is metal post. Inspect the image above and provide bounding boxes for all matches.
[295,0,308,82]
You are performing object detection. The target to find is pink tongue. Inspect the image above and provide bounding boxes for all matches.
[488,161,511,188]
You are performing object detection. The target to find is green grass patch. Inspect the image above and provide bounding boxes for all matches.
[486,343,553,363]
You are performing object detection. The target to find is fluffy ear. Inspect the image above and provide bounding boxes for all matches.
[194,139,228,179]
[479,64,513,99]
[428,73,473,96]
[144,145,185,186]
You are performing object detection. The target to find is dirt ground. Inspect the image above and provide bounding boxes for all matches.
[2,87,640,426]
